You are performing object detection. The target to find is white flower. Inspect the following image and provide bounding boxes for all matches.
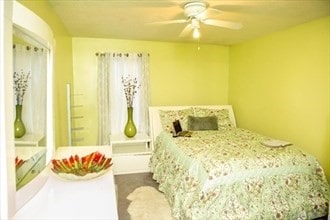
[13,70,30,105]
[121,75,140,107]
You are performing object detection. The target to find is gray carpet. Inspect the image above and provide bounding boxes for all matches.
[114,172,159,220]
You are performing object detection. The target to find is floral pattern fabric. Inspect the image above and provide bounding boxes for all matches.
[159,108,194,133]
[193,107,234,128]
[150,128,329,220]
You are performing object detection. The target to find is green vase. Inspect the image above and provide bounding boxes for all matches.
[14,104,26,138]
[124,107,137,138]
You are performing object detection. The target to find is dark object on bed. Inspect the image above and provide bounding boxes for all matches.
[172,120,191,137]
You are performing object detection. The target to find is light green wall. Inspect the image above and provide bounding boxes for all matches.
[229,16,330,180]
[72,38,229,145]
[19,0,74,147]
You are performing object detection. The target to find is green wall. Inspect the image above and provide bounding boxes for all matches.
[229,16,330,180]
[72,38,229,145]
[19,0,74,147]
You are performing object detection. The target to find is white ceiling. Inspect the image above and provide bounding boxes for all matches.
[48,0,330,45]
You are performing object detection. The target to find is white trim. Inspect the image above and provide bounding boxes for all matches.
[1,1,16,218]
[12,1,53,49]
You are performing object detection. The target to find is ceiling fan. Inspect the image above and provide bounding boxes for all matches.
[150,1,243,39]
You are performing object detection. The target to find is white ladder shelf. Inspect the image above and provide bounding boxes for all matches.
[66,83,84,146]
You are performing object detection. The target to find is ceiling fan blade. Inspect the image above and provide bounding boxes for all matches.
[148,19,187,25]
[202,19,242,30]
[179,23,193,37]
[196,7,222,20]
[207,7,223,14]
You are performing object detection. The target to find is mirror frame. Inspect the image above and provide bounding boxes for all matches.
[12,0,55,214]
[0,1,16,218]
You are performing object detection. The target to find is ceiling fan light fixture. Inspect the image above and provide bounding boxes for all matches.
[149,1,242,41]
[193,27,200,39]
[184,2,207,18]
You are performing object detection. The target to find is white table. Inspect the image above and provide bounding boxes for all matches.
[110,133,152,154]
[15,133,45,147]
[110,133,152,174]
[13,146,118,220]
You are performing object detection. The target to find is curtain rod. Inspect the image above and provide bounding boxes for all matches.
[13,44,44,52]
[95,52,149,57]
[95,52,105,56]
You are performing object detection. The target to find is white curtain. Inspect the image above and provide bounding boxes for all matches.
[13,44,47,136]
[97,52,150,145]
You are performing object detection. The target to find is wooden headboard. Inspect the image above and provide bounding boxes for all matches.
[148,105,236,147]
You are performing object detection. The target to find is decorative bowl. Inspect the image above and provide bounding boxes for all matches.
[51,151,113,181]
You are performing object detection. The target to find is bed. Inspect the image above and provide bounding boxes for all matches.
[149,105,329,220]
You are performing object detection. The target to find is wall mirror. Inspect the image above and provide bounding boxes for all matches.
[12,1,54,211]
[13,26,48,191]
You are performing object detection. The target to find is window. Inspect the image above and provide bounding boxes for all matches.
[96,52,150,144]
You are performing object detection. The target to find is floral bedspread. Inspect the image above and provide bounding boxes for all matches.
[150,128,329,220]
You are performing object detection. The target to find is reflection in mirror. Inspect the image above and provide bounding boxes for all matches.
[13,27,48,191]
[15,147,46,190]
[12,1,54,212]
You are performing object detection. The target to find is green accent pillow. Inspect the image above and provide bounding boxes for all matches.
[187,116,219,131]
[193,107,233,128]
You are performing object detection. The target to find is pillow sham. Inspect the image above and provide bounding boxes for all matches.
[187,116,218,131]
[193,107,233,128]
[159,108,194,133]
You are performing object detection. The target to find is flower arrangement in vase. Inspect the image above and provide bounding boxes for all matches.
[121,75,140,138]
[13,70,30,138]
